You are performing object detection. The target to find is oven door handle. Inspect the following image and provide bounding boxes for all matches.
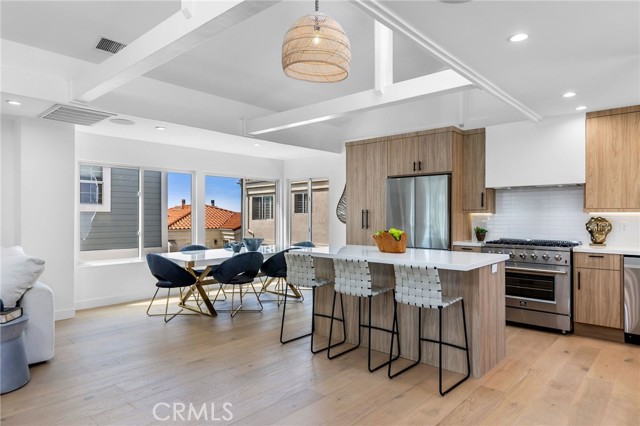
[505,266,567,275]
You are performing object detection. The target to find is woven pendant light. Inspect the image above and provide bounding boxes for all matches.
[282,0,351,83]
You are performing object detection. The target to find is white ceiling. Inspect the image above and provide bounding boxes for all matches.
[1,0,638,159]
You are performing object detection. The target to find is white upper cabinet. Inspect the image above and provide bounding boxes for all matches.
[485,115,586,188]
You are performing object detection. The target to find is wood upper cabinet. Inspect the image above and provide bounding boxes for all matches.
[585,106,640,211]
[346,141,388,245]
[462,130,495,213]
[573,253,623,329]
[387,130,454,176]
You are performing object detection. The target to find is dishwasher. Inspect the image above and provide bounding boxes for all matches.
[624,256,640,345]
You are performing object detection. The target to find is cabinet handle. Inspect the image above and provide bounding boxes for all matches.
[413,161,416,172]
[588,255,605,258]
[418,161,422,171]
[460,247,473,251]
[481,192,485,208]
[366,210,370,229]
[578,271,581,290]
[361,209,365,229]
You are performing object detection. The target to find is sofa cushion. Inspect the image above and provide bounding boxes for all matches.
[1,253,45,308]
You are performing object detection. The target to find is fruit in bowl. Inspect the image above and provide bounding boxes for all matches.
[372,228,407,253]
[243,237,264,251]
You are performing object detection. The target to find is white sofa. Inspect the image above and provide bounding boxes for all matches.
[18,281,55,364]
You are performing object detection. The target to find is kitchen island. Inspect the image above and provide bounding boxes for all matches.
[293,245,509,378]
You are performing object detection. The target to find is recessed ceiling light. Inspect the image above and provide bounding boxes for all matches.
[253,143,261,147]
[575,106,587,111]
[562,92,576,98]
[508,33,529,42]
[6,100,21,106]
[109,118,135,125]
[155,126,166,131]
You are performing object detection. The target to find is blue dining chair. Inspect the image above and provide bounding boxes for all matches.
[146,254,200,323]
[210,251,264,318]
[259,248,303,305]
[292,241,315,248]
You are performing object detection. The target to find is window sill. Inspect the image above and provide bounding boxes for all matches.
[78,258,145,268]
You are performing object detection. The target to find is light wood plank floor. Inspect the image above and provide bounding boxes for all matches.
[1,292,639,426]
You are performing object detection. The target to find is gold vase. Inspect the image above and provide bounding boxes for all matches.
[585,217,612,246]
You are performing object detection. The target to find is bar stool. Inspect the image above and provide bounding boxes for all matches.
[280,252,346,353]
[328,258,400,372]
[388,264,470,396]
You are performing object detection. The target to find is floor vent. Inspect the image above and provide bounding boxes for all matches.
[39,104,116,126]
[96,37,127,54]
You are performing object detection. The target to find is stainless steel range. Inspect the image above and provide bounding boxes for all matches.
[482,238,581,333]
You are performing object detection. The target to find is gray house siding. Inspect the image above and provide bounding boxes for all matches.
[143,170,162,248]
[80,167,140,251]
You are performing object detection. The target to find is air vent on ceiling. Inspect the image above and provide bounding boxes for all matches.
[96,37,127,54]
[39,104,116,126]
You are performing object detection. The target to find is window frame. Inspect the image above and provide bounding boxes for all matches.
[294,192,308,214]
[251,195,274,221]
[79,165,111,212]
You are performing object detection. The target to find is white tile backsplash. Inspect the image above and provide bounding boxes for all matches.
[471,187,640,248]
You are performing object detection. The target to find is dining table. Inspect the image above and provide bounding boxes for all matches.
[159,245,306,316]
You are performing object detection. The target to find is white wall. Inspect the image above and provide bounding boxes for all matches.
[282,152,346,248]
[1,118,21,246]
[1,118,76,319]
[75,132,285,309]
[486,114,586,188]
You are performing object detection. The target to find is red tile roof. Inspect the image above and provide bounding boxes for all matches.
[168,204,241,231]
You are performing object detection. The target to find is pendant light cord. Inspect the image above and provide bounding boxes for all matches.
[314,0,320,31]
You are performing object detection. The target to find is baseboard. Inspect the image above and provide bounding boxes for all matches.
[55,308,76,321]
[75,291,151,311]
[574,322,624,343]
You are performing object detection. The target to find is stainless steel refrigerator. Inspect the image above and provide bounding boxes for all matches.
[386,175,451,250]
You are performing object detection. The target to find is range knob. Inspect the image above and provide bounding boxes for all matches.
[542,254,550,261]
[509,252,515,259]
[497,250,503,254]
[530,253,538,260]
[519,252,527,260]
[554,254,563,261]
[487,250,494,254]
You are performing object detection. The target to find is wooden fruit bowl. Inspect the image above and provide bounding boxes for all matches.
[372,232,407,253]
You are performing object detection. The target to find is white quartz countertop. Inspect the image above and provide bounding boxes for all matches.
[297,245,508,271]
[453,241,485,247]
[573,244,640,256]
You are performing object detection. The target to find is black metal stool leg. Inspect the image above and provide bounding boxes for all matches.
[328,294,362,360]
[368,295,400,373]
[438,300,471,396]
[389,306,422,378]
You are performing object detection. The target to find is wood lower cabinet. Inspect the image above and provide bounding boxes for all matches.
[346,141,388,245]
[585,106,640,211]
[573,253,623,329]
[462,130,495,213]
[453,245,482,253]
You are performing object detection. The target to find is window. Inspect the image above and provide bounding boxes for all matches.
[294,193,308,214]
[79,164,111,212]
[79,166,140,260]
[251,195,273,220]
[289,179,329,247]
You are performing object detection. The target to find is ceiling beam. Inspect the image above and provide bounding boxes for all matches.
[245,70,473,135]
[72,0,278,103]
[374,21,393,93]
[350,0,542,122]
